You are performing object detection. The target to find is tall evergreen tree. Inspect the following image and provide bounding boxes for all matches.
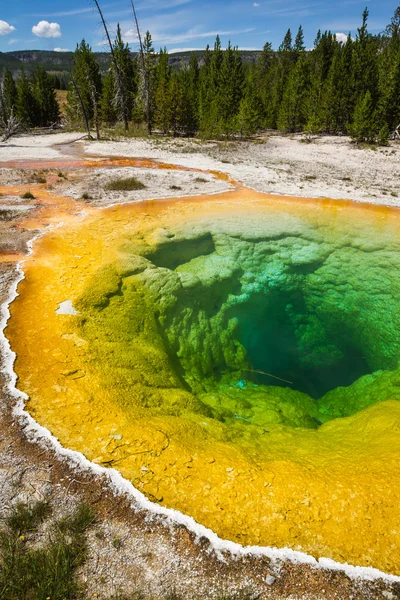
[66,40,102,130]
[237,71,262,137]
[16,68,36,126]
[113,24,136,126]
[199,36,224,137]
[350,90,379,142]
[306,30,337,131]
[134,31,156,131]
[218,42,245,135]
[294,25,305,54]
[321,35,354,132]
[31,66,60,126]
[352,8,379,105]
[178,54,199,136]
[100,71,118,124]
[155,48,172,133]
[1,68,17,121]
[278,53,310,132]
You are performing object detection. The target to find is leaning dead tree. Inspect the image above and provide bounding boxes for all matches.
[92,0,130,132]
[129,0,151,135]
[0,109,24,142]
[70,75,93,140]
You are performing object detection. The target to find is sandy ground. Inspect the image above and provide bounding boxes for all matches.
[1,131,400,599]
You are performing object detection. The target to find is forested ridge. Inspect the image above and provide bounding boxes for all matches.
[1,5,400,144]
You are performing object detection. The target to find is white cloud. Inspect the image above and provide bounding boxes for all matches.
[335,32,348,44]
[253,2,260,6]
[0,20,16,36]
[54,47,70,52]
[169,47,203,53]
[28,7,93,17]
[32,20,62,38]
[123,25,255,45]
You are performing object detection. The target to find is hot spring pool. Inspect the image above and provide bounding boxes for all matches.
[7,187,400,573]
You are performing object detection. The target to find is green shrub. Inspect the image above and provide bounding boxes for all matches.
[105,177,146,191]
[20,191,35,200]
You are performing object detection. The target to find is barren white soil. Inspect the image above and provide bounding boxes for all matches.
[62,166,231,205]
[0,132,399,205]
[83,134,400,206]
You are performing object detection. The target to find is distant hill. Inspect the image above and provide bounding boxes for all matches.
[0,49,262,80]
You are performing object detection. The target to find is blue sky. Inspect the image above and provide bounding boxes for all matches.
[0,0,397,54]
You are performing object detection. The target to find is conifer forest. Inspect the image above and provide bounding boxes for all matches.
[1,5,400,144]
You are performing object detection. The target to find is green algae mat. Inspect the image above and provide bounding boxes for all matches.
[8,187,400,574]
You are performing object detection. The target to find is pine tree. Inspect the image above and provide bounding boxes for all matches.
[178,54,199,136]
[267,29,296,128]
[16,68,37,126]
[155,48,172,133]
[66,40,102,129]
[199,37,224,137]
[352,8,379,105]
[2,68,17,121]
[255,41,274,127]
[280,29,293,52]
[198,45,212,136]
[379,7,400,132]
[294,26,305,54]
[169,72,183,137]
[100,71,118,125]
[113,24,136,126]
[31,66,60,126]
[237,72,262,137]
[134,31,156,131]
[278,53,310,132]
[218,42,244,135]
[307,31,338,131]
[350,90,379,143]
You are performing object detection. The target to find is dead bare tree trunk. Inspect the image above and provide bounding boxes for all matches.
[85,66,101,140]
[70,75,92,140]
[1,109,23,142]
[92,0,129,132]
[0,74,7,125]
[129,0,151,135]
[92,89,101,141]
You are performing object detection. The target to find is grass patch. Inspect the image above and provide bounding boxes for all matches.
[20,191,35,200]
[303,175,317,181]
[81,192,93,200]
[0,210,19,221]
[58,171,67,179]
[105,177,146,192]
[194,177,208,183]
[169,185,182,191]
[0,501,95,600]
[391,191,398,197]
